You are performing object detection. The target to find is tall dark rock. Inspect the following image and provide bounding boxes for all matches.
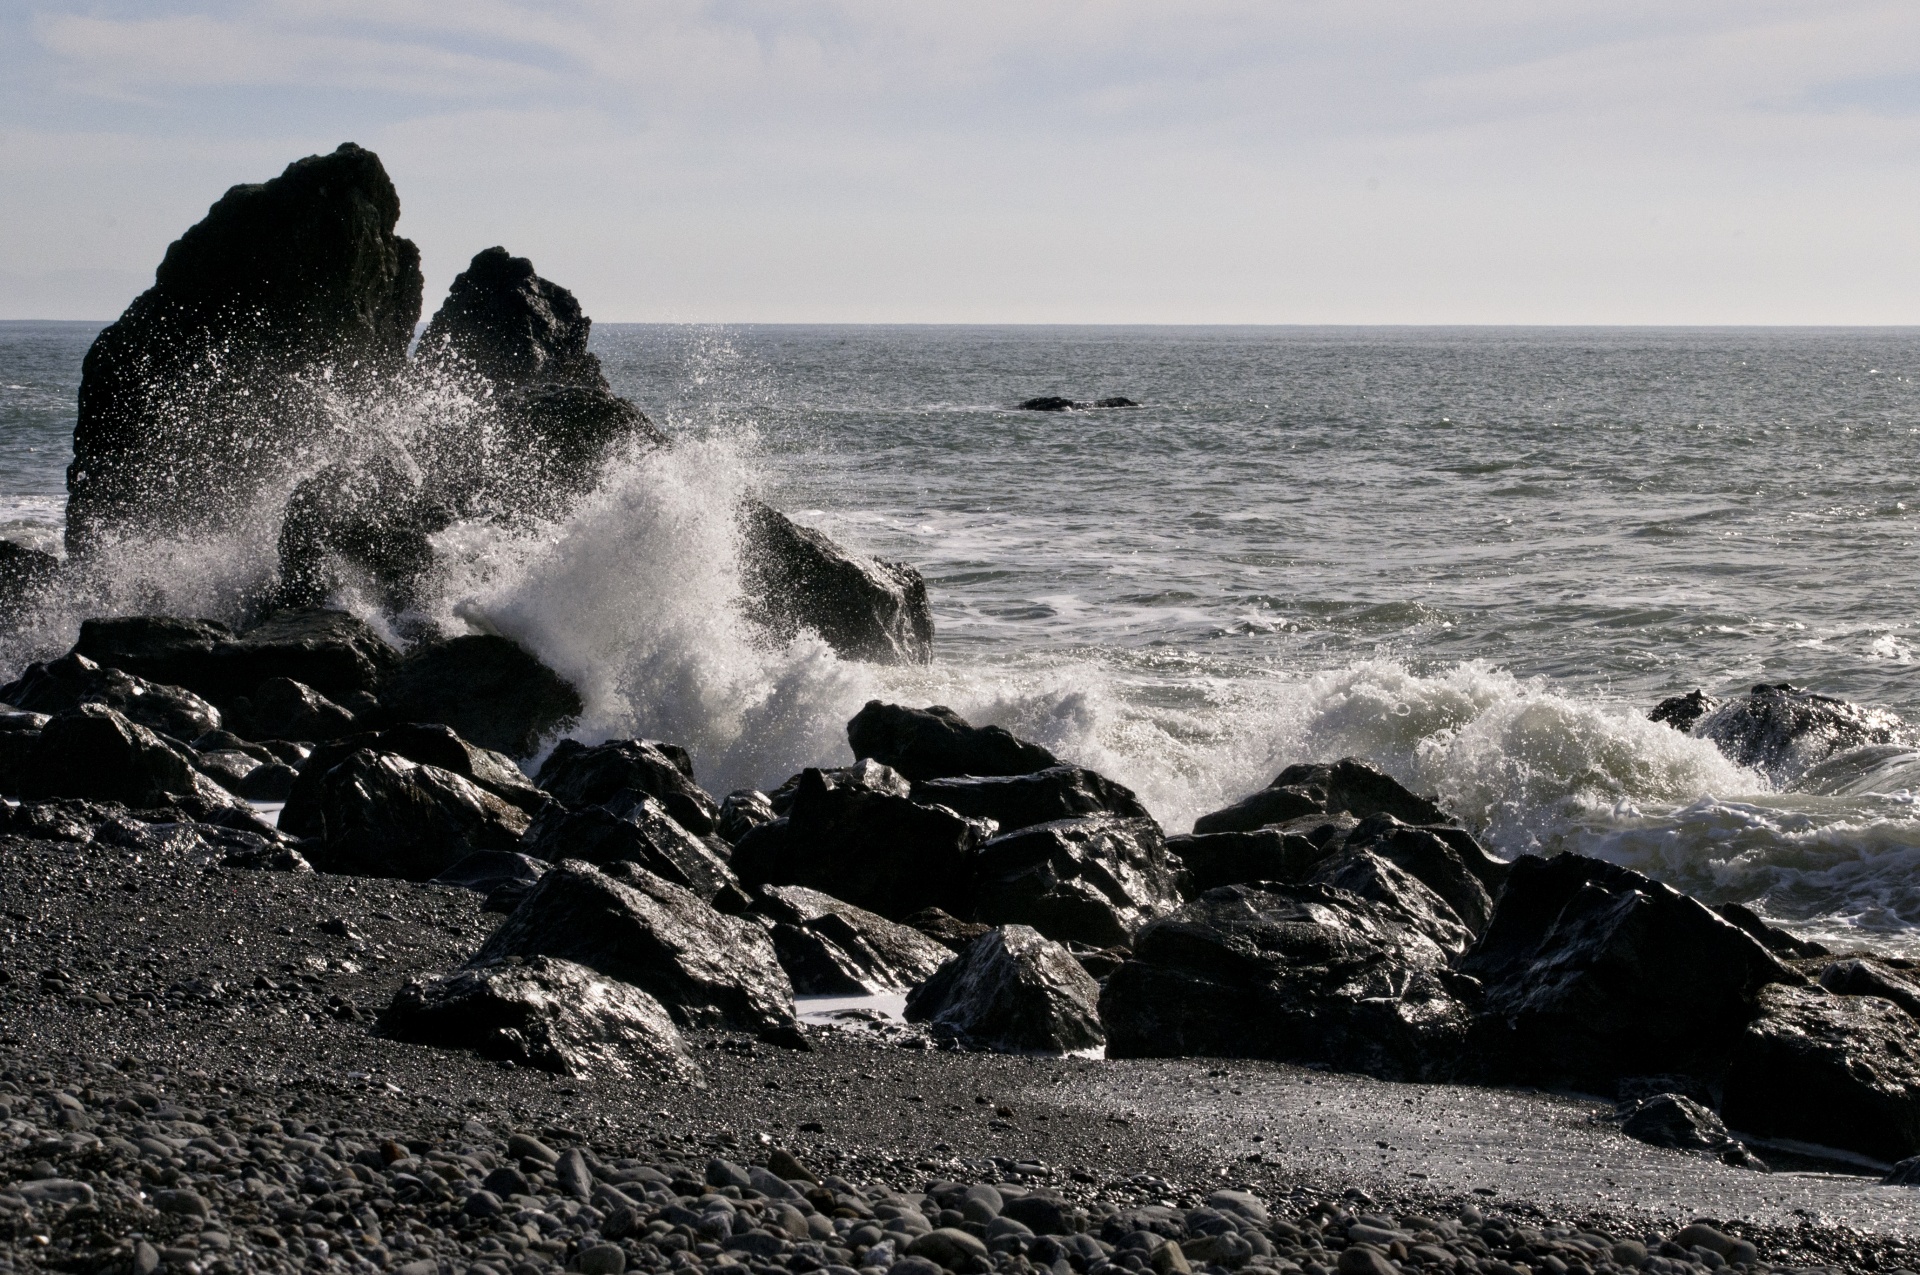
[68,143,422,556]
[738,501,935,665]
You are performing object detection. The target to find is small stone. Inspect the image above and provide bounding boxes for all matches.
[507,1132,558,1164]
[1612,1240,1649,1266]
[464,1190,502,1218]
[397,1261,439,1275]
[768,1147,819,1184]
[483,1166,531,1197]
[705,1157,753,1190]
[155,1187,211,1216]
[555,1148,592,1199]
[1673,1223,1733,1257]
[1149,1241,1191,1275]
[134,1241,161,1275]
[1337,1247,1398,1275]
[577,1243,625,1275]
[906,1227,990,1269]
[12,1178,95,1207]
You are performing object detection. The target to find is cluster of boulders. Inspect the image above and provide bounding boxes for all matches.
[7,143,932,666]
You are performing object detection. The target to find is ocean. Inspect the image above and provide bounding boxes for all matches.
[5,320,1920,952]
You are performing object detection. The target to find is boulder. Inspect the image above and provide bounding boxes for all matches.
[905,925,1105,1053]
[12,704,233,808]
[1334,814,1502,930]
[473,860,794,1035]
[737,502,934,665]
[1459,854,1796,1089]
[1721,983,1920,1164]
[274,450,443,612]
[73,609,399,712]
[1100,883,1472,1079]
[237,761,298,801]
[716,789,776,844]
[289,750,531,879]
[1193,759,1450,835]
[1017,398,1080,412]
[972,816,1184,947]
[431,849,550,896]
[905,908,992,953]
[913,766,1148,834]
[280,723,544,838]
[1,652,220,741]
[1616,1093,1767,1170]
[1307,849,1475,956]
[1715,902,1830,959]
[731,763,985,919]
[520,792,740,904]
[1168,821,1345,895]
[535,737,718,834]
[847,701,1058,781]
[1818,957,1920,1020]
[67,144,421,554]
[234,677,357,742]
[1649,690,1715,733]
[380,633,582,757]
[756,885,954,995]
[382,954,696,1080]
[1694,683,1907,784]
[1093,397,1139,408]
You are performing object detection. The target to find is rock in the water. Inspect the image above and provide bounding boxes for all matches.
[1194,759,1450,835]
[1093,397,1139,408]
[289,749,531,879]
[847,701,1058,781]
[382,955,696,1079]
[972,816,1183,947]
[474,860,794,1034]
[1617,1093,1768,1170]
[381,633,581,757]
[905,908,992,952]
[1715,902,1831,959]
[1101,883,1472,1079]
[536,737,718,833]
[732,763,985,919]
[1017,398,1081,412]
[74,609,398,713]
[1695,683,1907,784]
[1,651,220,741]
[1169,823,1343,896]
[1818,957,1920,1020]
[520,792,740,904]
[12,704,233,808]
[756,885,954,994]
[274,449,440,612]
[235,676,357,741]
[67,144,422,555]
[738,502,934,665]
[0,540,59,621]
[914,766,1148,834]
[1459,853,1796,1089]
[1650,689,1715,733]
[1722,983,1920,1164]
[905,925,1105,1053]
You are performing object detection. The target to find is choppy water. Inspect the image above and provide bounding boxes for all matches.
[6,320,1920,952]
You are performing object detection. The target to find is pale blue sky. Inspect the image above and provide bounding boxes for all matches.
[3,1,1917,323]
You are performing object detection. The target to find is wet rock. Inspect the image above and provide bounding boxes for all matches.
[1169,822,1344,895]
[1715,902,1831,959]
[232,676,357,742]
[1,652,221,741]
[274,451,442,612]
[382,954,696,1079]
[914,766,1149,834]
[1094,397,1139,408]
[972,815,1184,947]
[535,737,718,834]
[13,704,234,808]
[66,143,422,555]
[420,245,605,388]
[1650,689,1715,733]
[0,540,59,620]
[1194,759,1451,835]
[280,722,545,835]
[380,633,582,758]
[738,502,935,665]
[431,850,550,895]
[236,760,298,801]
[1886,1156,1920,1185]
[1101,883,1471,1079]
[1460,853,1796,1090]
[1018,397,1080,412]
[1695,682,1907,784]
[716,789,776,844]
[288,749,531,879]
[847,701,1058,782]
[192,746,262,794]
[905,925,1105,1054]
[74,608,399,712]
[1818,957,1920,1020]
[732,763,985,919]
[755,884,953,994]
[474,860,795,1034]
[1722,982,1920,1164]
[1333,814,1502,930]
[1617,1093,1768,1169]
[520,792,740,903]
[1308,849,1475,956]
[905,908,992,952]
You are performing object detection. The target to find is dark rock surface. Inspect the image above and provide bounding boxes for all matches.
[280,722,544,836]
[1307,848,1476,956]
[1722,983,1920,1165]
[1195,759,1452,835]
[519,793,740,904]
[905,907,992,952]
[1017,397,1080,412]
[290,749,532,880]
[1101,883,1471,1080]
[1716,901,1833,959]
[1,651,221,741]
[1616,1093,1768,1170]
[419,246,604,388]
[10,703,233,809]
[905,925,1105,1054]
[738,502,935,665]
[237,676,358,741]
[847,701,1059,782]
[1459,853,1796,1090]
[914,766,1149,834]
[1650,689,1716,733]
[273,452,443,612]
[1334,815,1501,931]
[1694,682,1907,784]
[536,737,719,834]
[756,885,953,995]
[380,633,582,758]
[66,143,422,554]
[732,763,985,919]
[1817,956,1920,1020]
[473,860,794,1035]
[716,788,776,844]
[382,954,695,1080]
[1167,821,1346,895]
[972,815,1183,947]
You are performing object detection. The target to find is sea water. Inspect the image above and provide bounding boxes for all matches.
[5,320,1920,951]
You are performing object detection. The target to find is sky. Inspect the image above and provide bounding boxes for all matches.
[2,1,1918,324]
